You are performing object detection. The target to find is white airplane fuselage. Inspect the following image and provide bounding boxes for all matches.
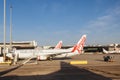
[14,48,78,60]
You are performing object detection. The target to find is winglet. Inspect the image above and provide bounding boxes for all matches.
[71,35,86,53]
[54,41,62,49]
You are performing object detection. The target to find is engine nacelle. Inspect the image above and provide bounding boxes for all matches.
[37,55,47,60]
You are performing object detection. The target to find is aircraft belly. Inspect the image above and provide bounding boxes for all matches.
[54,53,77,58]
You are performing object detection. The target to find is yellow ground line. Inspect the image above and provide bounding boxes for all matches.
[70,60,88,64]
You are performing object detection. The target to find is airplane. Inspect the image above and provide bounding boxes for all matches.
[6,40,62,60]
[6,34,86,61]
[103,48,120,54]
[36,34,86,60]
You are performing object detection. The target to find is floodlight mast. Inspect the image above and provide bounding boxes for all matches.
[3,0,6,61]
[10,5,12,51]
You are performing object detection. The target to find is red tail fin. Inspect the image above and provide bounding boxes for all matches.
[54,41,62,49]
[71,35,86,53]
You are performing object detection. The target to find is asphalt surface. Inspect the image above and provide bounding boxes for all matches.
[0,53,120,80]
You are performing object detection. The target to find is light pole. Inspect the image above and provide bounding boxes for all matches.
[10,5,12,51]
[3,0,6,61]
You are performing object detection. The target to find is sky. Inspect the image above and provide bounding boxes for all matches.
[0,0,120,46]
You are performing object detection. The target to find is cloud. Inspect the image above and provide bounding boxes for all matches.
[80,6,120,45]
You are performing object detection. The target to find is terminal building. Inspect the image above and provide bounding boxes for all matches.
[83,44,120,53]
[50,44,120,53]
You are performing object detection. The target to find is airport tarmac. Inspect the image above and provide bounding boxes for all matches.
[0,54,120,80]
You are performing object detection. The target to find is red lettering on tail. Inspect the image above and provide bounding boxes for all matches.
[71,35,86,53]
